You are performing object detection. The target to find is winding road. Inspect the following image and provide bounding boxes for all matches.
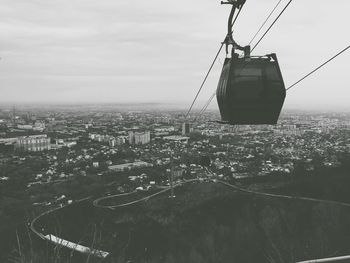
[93,178,199,209]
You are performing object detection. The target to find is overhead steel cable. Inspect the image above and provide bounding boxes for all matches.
[185,43,224,119]
[251,0,293,53]
[286,45,350,91]
[196,91,217,121]
[248,0,283,46]
[231,4,244,27]
[197,91,216,118]
[185,4,244,119]
[202,92,217,113]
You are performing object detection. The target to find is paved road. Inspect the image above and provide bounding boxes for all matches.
[216,179,350,208]
[30,196,93,249]
[93,178,200,209]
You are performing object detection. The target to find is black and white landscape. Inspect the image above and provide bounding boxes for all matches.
[0,0,349,262]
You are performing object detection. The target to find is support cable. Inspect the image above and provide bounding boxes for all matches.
[185,43,224,119]
[185,3,244,119]
[231,4,243,27]
[251,0,293,53]
[248,0,284,46]
[197,91,216,118]
[286,45,350,91]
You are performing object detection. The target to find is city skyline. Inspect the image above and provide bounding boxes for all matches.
[0,0,349,110]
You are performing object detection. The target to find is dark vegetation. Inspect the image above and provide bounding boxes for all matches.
[123,183,350,263]
[11,168,350,263]
[270,155,350,202]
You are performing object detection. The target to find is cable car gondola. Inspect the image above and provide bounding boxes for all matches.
[216,0,286,125]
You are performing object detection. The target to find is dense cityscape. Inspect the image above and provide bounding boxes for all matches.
[1,105,350,198]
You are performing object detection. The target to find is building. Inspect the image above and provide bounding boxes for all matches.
[182,122,191,135]
[17,124,33,130]
[109,138,116,147]
[128,131,151,145]
[116,136,126,146]
[0,138,17,144]
[90,133,126,147]
[172,167,184,179]
[108,161,153,172]
[33,121,45,132]
[163,135,190,143]
[15,135,51,152]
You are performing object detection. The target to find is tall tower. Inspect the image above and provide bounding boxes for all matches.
[168,153,177,199]
[168,167,176,198]
[128,131,135,144]
[12,106,16,124]
[182,122,190,136]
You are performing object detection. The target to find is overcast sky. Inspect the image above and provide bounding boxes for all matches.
[0,0,349,110]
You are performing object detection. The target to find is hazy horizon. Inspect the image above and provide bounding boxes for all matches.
[1,101,350,114]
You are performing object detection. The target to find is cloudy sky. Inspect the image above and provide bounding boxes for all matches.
[0,0,349,110]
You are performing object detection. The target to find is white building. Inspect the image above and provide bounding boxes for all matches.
[163,135,190,143]
[182,122,191,135]
[128,131,151,145]
[15,135,51,152]
[108,161,153,172]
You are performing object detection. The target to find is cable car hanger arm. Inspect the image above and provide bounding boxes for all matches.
[221,0,250,56]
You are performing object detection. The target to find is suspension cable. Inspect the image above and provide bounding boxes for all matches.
[232,4,244,27]
[185,4,244,119]
[286,45,350,91]
[185,43,224,119]
[251,0,293,53]
[248,0,283,46]
[198,91,216,117]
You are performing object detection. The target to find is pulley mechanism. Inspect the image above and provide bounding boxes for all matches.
[221,0,250,57]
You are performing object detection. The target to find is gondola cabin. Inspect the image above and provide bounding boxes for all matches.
[216,53,286,124]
